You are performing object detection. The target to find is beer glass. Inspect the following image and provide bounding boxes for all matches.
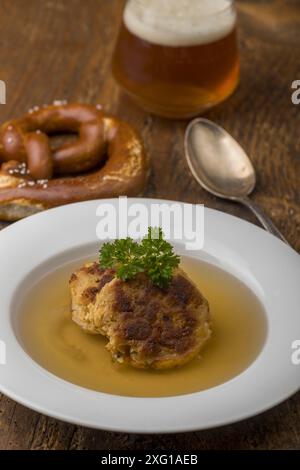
[112,0,240,119]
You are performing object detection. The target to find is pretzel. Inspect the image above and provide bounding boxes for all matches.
[0,103,148,221]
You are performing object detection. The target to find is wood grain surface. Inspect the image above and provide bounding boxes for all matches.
[0,0,299,450]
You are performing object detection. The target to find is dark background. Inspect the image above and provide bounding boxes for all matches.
[0,0,299,450]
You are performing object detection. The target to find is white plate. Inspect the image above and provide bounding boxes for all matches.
[0,198,299,433]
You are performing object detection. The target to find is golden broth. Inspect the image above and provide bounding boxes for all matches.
[19,257,267,397]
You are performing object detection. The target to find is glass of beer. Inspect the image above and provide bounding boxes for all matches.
[112,0,240,119]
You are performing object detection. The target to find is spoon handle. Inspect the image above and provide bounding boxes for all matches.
[239,197,288,244]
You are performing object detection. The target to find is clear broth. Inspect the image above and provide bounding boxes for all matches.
[19,257,267,397]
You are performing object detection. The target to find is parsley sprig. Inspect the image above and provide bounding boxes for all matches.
[99,227,180,288]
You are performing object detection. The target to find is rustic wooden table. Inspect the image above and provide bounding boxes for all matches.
[0,0,299,450]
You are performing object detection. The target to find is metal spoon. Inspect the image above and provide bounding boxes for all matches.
[184,118,287,243]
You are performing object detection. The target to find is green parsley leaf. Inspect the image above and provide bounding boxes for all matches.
[99,227,180,288]
[99,238,144,281]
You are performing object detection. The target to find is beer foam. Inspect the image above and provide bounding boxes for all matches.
[124,0,236,47]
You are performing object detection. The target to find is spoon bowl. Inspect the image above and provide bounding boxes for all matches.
[184,118,287,243]
[185,118,256,200]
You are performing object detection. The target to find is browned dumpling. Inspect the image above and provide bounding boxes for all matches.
[70,262,212,369]
[69,262,115,334]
